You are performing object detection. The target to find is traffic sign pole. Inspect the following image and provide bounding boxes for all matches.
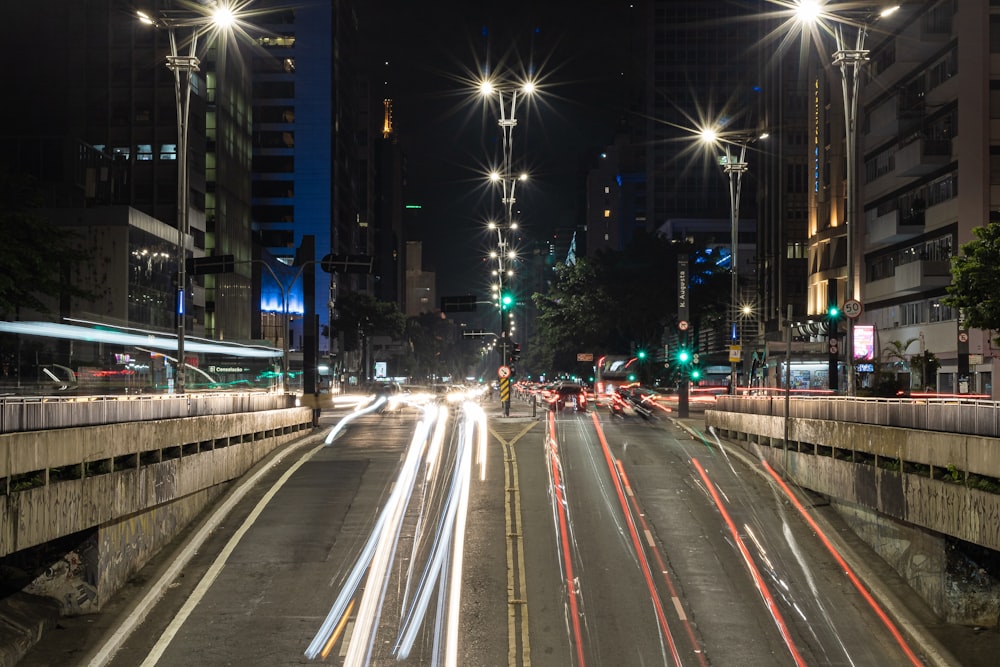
[498,366,511,416]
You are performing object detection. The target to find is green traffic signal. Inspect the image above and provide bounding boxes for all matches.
[690,368,702,380]
[828,304,840,319]
[500,292,515,310]
[637,350,647,360]
[677,349,691,364]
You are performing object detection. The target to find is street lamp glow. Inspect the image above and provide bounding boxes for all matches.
[699,127,719,145]
[794,0,823,24]
[213,5,236,28]
[489,171,501,182]
[479,80,495,97]
[510,222,518,230]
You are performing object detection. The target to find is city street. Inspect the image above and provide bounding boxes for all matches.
[19,395,996,666]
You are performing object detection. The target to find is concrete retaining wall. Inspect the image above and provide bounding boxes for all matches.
[706,409,1000,625]
[0,407,314,615]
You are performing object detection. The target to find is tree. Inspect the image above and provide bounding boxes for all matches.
[0,168,92,319]
[403,312,477,382]
[945,222,1000,343]
[881,338,918,392]
[334,292,405,352]
[909,350,941,391]
[531,230,729,378]
[882,338,918,370]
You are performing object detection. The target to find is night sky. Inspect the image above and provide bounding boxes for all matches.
[359,1,636,298]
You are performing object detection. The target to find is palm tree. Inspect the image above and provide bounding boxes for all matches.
[882,338,919,389]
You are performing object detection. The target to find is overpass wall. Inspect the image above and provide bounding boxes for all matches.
[0,407,314,612]
[705,409,1000,626]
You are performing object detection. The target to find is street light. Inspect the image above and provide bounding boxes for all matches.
[795,1,900,395]
[479,77,534,394]
[700,127,762,393]
[137,4,238,394]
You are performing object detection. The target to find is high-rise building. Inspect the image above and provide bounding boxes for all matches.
[0,1,254,341]
[850,1,990,394]
[250,0,371,363]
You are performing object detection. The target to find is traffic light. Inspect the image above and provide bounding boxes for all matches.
[827,304,841,320]
[511,343,521,362]
[677,348,691,365]
[690,367,702,381]
[637,349,647,360]
[500,292,515,310]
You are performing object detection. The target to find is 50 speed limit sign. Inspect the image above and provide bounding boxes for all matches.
[843,299,863,319]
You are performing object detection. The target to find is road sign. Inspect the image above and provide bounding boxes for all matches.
[577,353,594,362]
[498,365,511,379]
[442,295,478,312]
[186,254,234,275]
[320,253,374,274]
[843,299,862,319]
[728,345,742,363]
[958,332,969,343]
[678,320,689,331]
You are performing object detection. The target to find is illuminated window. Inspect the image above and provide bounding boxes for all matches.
[603,209,610,218]
[136,144,153,161]
[160,144,177,160]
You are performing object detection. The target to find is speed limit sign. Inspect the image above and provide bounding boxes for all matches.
[843,299,863,319]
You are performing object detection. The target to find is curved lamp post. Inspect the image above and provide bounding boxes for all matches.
[794,1,900,395]
[137,5,237,393]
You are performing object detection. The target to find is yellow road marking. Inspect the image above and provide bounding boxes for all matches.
[493,420,538,666]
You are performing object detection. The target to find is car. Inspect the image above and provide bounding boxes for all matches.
[548,383,587,412]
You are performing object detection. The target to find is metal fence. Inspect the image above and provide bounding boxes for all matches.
[715,394,1000,439]
[0,392,297,434]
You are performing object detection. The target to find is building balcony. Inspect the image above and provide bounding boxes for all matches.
[866,259,952,301]
[894,136,951,177]
[866,209,923,247]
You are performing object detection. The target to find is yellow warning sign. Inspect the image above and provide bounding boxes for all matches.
[499,377,511,402]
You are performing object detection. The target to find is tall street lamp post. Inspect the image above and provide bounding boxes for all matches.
[480,79,532,387]
[701,128,756,393]
[795,1,900,395]
[138,6,235,394]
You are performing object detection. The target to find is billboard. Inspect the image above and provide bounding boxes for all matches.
[854,325,875,360]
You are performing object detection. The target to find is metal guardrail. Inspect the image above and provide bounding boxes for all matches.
[0,392,297,434]
[715,394,1000,439]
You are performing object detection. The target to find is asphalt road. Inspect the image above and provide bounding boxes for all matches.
[18,393,994,666]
